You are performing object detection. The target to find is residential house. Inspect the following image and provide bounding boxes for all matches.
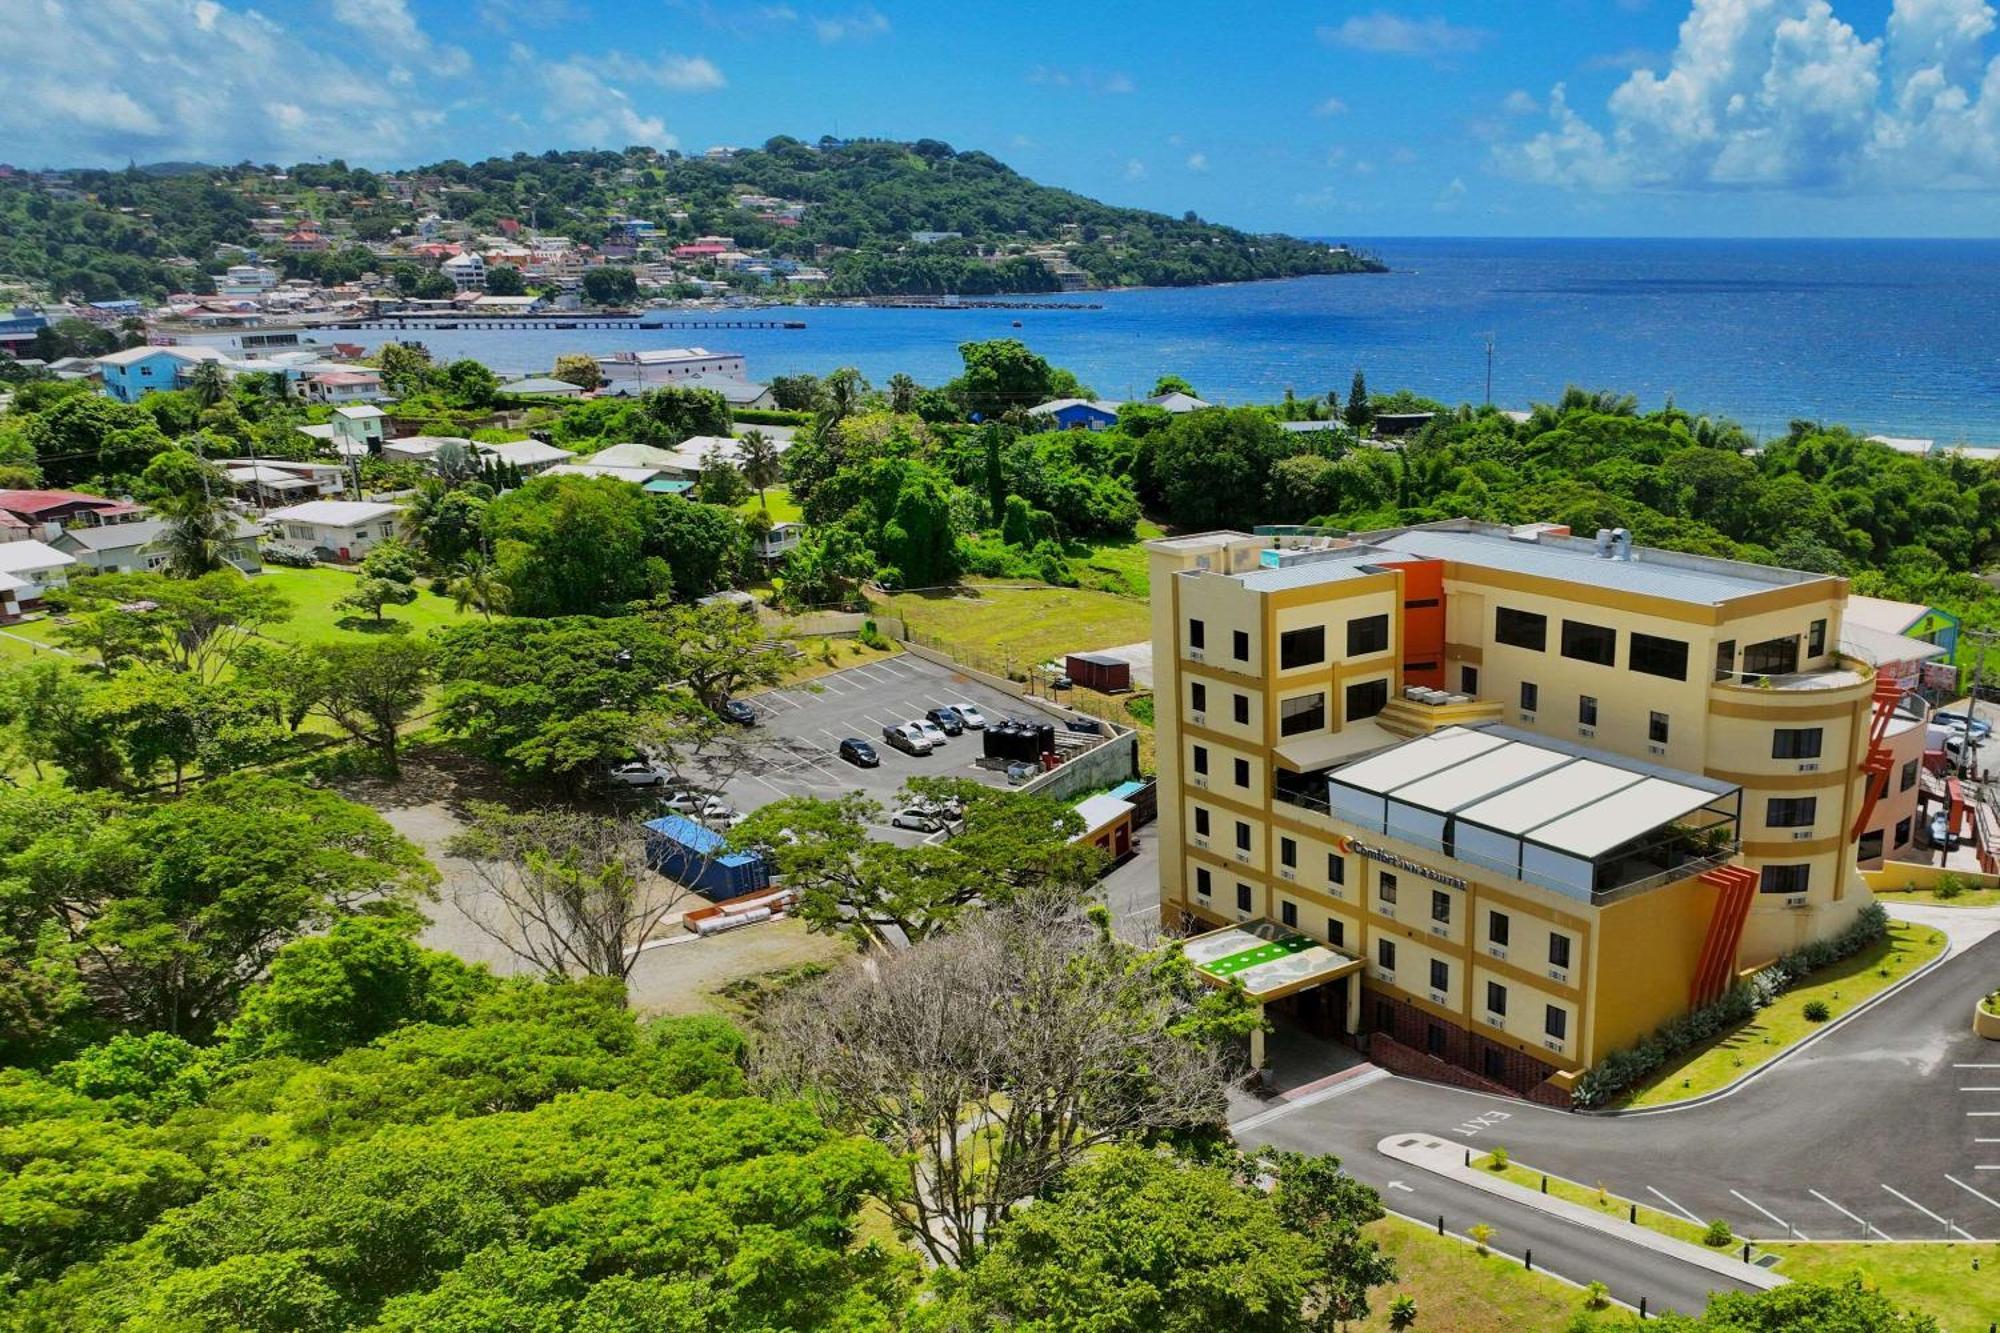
[1148,391,1213,413]
[265,500,404,561]
[1842,594,1961,661]
[754,521,805,561]
[214,459,348,497]
[579,442,682,470]
[476,440,575,474]
[284,225,329,253]
[382,435,472,466]
[496,376,584,398]
[679,374,776,410]
[0,540,76,620]
[95,345,229,403]
[53,515,263,574]
[441,252,486,290]
[470,294,547,314]
[1027,398,1125,431]
[0,490,142,539]
[0,307,48,353]
[215,264,279,295]
[596,347,745,389]
[296,403,388,457]
[223,464,324,507]
[297,369,386,405]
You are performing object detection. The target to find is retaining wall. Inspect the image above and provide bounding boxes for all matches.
[1862,862,2000,893]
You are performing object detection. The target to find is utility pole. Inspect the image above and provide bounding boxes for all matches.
[1483,332,1495,406]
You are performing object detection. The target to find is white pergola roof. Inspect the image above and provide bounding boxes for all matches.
[1185,921,1363,1001]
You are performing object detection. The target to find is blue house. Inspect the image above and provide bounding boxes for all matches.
[1026,397,1125,431]
[643,815,771,900]
[95,346,211,403]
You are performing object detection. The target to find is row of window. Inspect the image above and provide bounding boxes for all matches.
[1191,616,1392,668]
[1373,939,1570,1039]
[1192,679,1390,733]
[1493,607,1828,684]
[1557,690,1674,743]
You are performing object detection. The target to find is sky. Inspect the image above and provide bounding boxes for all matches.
[3,0,2000,237]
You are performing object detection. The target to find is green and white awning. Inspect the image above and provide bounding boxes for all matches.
[1185,920,1364,1001]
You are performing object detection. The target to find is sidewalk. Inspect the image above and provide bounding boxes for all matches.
[1378,1133,1787,1292]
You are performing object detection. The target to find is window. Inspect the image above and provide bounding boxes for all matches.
[1379,872,1398,904]
[1346,614,1390,656]
[1429,959,1450,992]
[1345,678,1389,721]
[1194,807,1210,836]
[1759,864,1811,895]
[1495,606,1547,651]
[1233,693,1250,725]
[1772,727,1824,759]
[1743,636,1800,679]
[1377,938,1396,971]
[1649,711,1670,744]
[1900,759,1918,792]
[1280,836,1297,869]
[1192,745,1209,776]
[1191,682,1207,714]
[1232,629,1250,662]
[1858,831,1884,861]
[1895,816,1912,847]
[1548,933,1572,970]
[1195,867,1212,897]
[1578,695,1598,726]
[1188,618,1205,650]
[1280,900,1298,927]
[1405,597,1440,609]
[1280,626,1325,669]
[1233,757,1250,788]
[1519,681,1539,713]
[1714,639,1736,682]
[1488,910,1510,946]
[1487,980,1508,1015]
[1766,796,1818,828]
[1328,853,1346,885]
[1234,821,1251,852]
[1461,665,1480,694]
[1326,917,1345,948]
[1629,632,1690,681]
[1280,693,1326,736]
[1808,618,1827,656]
[1545,1005,1568,1040]
[1560,619,1618,666]
[1237,883,1254,912]
[1431,890,1451,923]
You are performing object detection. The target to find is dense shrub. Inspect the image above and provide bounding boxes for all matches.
[262,542,319,568]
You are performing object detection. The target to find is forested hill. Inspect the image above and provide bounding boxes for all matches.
[0,138,1382,301]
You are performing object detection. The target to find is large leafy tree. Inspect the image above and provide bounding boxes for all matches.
[286,637,435,773]
[484,474,670,616]
[951,339,1055,420]
[49,571,292,681]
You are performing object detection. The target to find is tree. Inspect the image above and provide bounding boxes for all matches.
[581,264,641,304]
[1151,407,1289,530]
[483,264,526,296]
[647,599,794,708]
[738,428,782,512]
[644,495,747,601]
[952,339,1054,420]
[1152,373,1196,398]
[153,485,244,579]
[444,805,700,985]
[550,353,604,391]
[888,371,920,414]
[184,360,229,410]
[485,474,670,616]
[982,423,1008,523]
[441,359,499,410]
[0,659,123,787]
[50,570,293,680]
[1345,370,1372,432]
[769,373,824,413]
[697,444,751,506]
[447,551,509,620]
[89,665,285,791]
[295,637,435,772]
[1256,1146,1398,1327]
[336,539,421,623]
[374,341,435,397]
[1651,1278,1941,1331]
[824,366,867,421]
[758,899,1259,1268]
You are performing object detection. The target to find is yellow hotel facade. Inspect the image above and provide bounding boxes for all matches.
[1148,520,1903,1101]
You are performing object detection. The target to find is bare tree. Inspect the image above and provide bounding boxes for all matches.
[444,804,699,985]
[755,898,1258,1267]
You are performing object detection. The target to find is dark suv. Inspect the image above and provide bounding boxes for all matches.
[837,737,879,767]
[925,706,965,735]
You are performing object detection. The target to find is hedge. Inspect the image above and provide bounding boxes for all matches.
[732,408,814,427]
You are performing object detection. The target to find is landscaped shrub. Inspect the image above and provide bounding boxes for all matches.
[1488,1146,1509,1170]
[1702,1219,1733,1247]
[262,541,319,568]
[1802,999,1832,1022]
[857,618,890,650]
[1934,873,1966,900]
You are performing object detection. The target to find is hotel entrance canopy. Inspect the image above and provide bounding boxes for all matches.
[1185,919,1365,1002]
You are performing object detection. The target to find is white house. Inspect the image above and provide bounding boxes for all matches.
[0,540,76,618]
[441,252,486,290]
[596,347,745,390]
[53,516,263,575]
[584,441,684,470]
[216,459,348,497]
[382,435,471,466]
[754,521,804,560]
[265,500,404,562]
[496,376,584,398]
[476,439,575,474]
[297,369,386,405]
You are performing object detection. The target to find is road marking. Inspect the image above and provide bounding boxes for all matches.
[753,775,789,797]
[1730,1189,1807,1240]
[1975,1138,2000,1143]
[1967,1111,2000,1116]
[1946,1174,2000,1215]
[1960,1087,2000,1092]
[1386,1180,1414,1193]
[1977,1166,2000,1172]
[1955,1063,2000,1069]
[1880,1184,1976,1240]
[1646,1185,1705,1226]
[1810,1189,1892,1239]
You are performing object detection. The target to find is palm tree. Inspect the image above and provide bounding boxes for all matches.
[156,490,238,578]
[824,366,865,421]
[887,372,918,414]
[738,429,782,514]
[186,360,229,410]
[449,553,508,621]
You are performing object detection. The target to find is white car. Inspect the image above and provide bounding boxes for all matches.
[912,718,949,748]
[700,799,745,827]
[606,761,671,787]
[658,788,703,812]
[951,704,988,730]
[891,807,945,832]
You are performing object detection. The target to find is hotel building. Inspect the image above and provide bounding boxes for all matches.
[1149,520,1910,1101]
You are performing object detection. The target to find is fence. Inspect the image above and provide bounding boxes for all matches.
[768,609,905,640]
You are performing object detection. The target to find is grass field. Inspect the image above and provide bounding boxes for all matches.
[1068,522,1162,599]
[1766,1241,2000,1330]
[255,565,474,647]
[1355,1214,1612,1331]
[872,580,1150,672]
[1620,920,1946,1108]
[1473,1153,1717,1249]
[736,486,804,525]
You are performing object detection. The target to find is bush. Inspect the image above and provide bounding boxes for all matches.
[1488,1146,1509,1170]
[1933,873,1966,900]
[262,541,319,568]
[857,619,890,650]
[1802,999,1832,1022]
[1702,1219,1733,1247]
[1467,1222,1494,1254]
[1583,1280,1611,1311]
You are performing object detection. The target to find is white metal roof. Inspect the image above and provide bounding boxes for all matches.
[0,539,75,575]
[266,500,400,525]
[1330,727,1508,793]
[1389,741,1572,813]
[1526,776,1728,858]
[1071,795,1135,836]
[1453,759,1639,835]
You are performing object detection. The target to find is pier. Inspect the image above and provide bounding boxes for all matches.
[321,316,807,331]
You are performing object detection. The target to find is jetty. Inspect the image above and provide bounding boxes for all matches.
[320,315,806,331]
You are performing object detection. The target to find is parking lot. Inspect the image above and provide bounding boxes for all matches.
[688,652,1099,843]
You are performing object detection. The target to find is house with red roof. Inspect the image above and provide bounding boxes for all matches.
[0,490,143,541]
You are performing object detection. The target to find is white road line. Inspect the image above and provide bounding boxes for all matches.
[1946,1174,2000,1215]
[1809,1188,1893,1239]
[815,676,852,693]
[1729,1189,1807,1239]
[1977,1166,2000,1172]
[1880,1184,1976,1240]
[1645,1185,1704,1226]
[1961,1087,2000,1092]
[858,711,897,731]
[1953,1064,2000,1069]
[753,775,789,797]
[1967,1111,2000,1116]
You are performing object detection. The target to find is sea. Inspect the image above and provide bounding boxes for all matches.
[311,237,2000,443]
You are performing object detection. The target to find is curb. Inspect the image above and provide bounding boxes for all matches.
[1589,924,1957,1118]
[1378,1133,1787,1291]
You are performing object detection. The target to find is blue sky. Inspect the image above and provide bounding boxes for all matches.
[5,0,2000,237]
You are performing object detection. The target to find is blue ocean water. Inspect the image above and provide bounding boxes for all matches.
[320,237,2000,441]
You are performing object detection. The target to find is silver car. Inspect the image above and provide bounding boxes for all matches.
[912,718,949,747]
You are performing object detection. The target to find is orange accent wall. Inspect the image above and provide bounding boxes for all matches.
[1397,558,1446,690]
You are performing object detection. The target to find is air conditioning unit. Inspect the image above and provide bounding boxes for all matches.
[1191,774,1208,789]
[1234,851,1250,864]
[1278,868,1296,882]
[1487,1014,1506,1030]
[1193,837,1209,850]
[1431,991,1449,1005]
[1487,945,1507,960]
[1648,744,1668,756]
[1785,894,1809,908]
[1548,968,1568,983]
[1578,726,1595,738]
[1188,648,1204,662]
[1430,923,1451,938]
[1190,712,1205,726]
[1520,712,1537,723]
[1792,829,1815,840]
[1797,762,1819,772]
[1543,1038,1565,1054]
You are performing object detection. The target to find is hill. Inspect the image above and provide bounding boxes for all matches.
[0,138,1383,302]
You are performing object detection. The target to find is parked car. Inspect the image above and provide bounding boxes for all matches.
[605,760,671,787]
[718,698,756,726]
[700,799,745,828]
[891,807,945,832]
[837,737,879,767]
[925,706,965,735]
[952,704,988,730]
[1066,716,1104,735]
[1933,710,1993,740]
[658,788,705,813]
[913,718,949,747]
[1930,810,1959,850]
[882,723,933,755]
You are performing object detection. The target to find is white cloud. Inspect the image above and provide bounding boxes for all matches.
[595,51,728,92]
[812,6,889,42]
[1501,89,1540,115]
[330,0,470,75]
[1498,0,2000,191]
[1185,152,1209,172]
[1435,176,1468,210]
[1027,66,1135,94]
[1315,95,1350,116]
[1124,158,1148,181]
[533,56,676,147]
[1318,12,1487,56]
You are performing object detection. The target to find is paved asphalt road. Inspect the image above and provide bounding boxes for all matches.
[1233,924,2000,1318]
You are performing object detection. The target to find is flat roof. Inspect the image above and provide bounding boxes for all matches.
[266,500,400,525]
[1186,920,1363,1001]
[1071,794,1135,835]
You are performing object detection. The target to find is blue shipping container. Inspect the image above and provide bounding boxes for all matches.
[642,815,771,901]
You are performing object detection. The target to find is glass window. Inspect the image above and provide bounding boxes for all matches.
[1429,959,1449,992]
[1895,816,1912,847]
[1233,693,1250,725]
[1279,626,1325,669]
[1461,665,1479,694]
[1858,831,1884,861]
[1379,872,1398,904]
[1743,637,1800,679]
[1625,633,1688,681]
[1377,938,1396,971]
[1545,1005,1567,1040]
[1900,759,1918,791]
[1759,864,1811,895]
[1188,618,1205,650]
[1233,629,1250,661]
[1560,619,1618,666]
[1548,933,1572,969]
[1280,836,1297,868]
[1578,695,1597,726]
[1808,618,1827,656]
[1766,796,1817,828]
[1772,727,1824,759]
[1649,711,1670,744]
[1280,900,1297,927]
[1714,639,1736,682]
[1487,980,1508,1015]
[1431,889,1451,923]
[1328,853,1346,885]
[1495,606,1547,651]
[1234,821,1251,851]
[1280,692,1326,736]
[1237,882,1253,912]
[1194,807,1210,836]
[1192,744,1208,775]
[1488,910,1509,946]
[1520,681,1539,713]
[1327,917,1344,948]
[1233,757,1250,788]
[1195,867,1212,896]
[1346,614,1390,656]
[1345,678,1389,721]
[1191,681,1207,713]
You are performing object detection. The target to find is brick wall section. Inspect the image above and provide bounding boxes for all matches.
[1364,1032,1575,1109]
[1365,993,1562,1097]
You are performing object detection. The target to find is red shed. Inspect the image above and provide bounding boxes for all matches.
[1066,651,1132,693]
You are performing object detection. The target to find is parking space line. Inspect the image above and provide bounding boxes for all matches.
[1967,1111,2000,1116]
[1946,1174,2000,1215]
[1880,1184,1975,1240]
[1960,1087,2000,1092]
[1809,1188,1893,1239]
[1954,1064,2000,1069]
[753,775,790,797]
[1729,1189,1807,1239]
[1644,1185,1704,1226]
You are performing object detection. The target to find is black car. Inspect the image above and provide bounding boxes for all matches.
[838,737,879,767]
[925,706,965,735]
[719,698,756,725]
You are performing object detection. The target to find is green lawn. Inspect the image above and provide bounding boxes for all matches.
[1621,920,1946,1108]
[1874,885,2000,908]
[870,579,1150,675]
[0,617,73,664]
[1766,1241,2000,1330]
[1355,1214,1612,1331]
[255,565,475,647]
[737,486,804,525]
[1068,521,1162,600]
[1473,1153,1718,1249]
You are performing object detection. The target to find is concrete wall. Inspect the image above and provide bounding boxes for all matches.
[774,610,906,640]
[1021,730,1140,802]
[1862,862,2000,892]
[901,639,1027,698]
